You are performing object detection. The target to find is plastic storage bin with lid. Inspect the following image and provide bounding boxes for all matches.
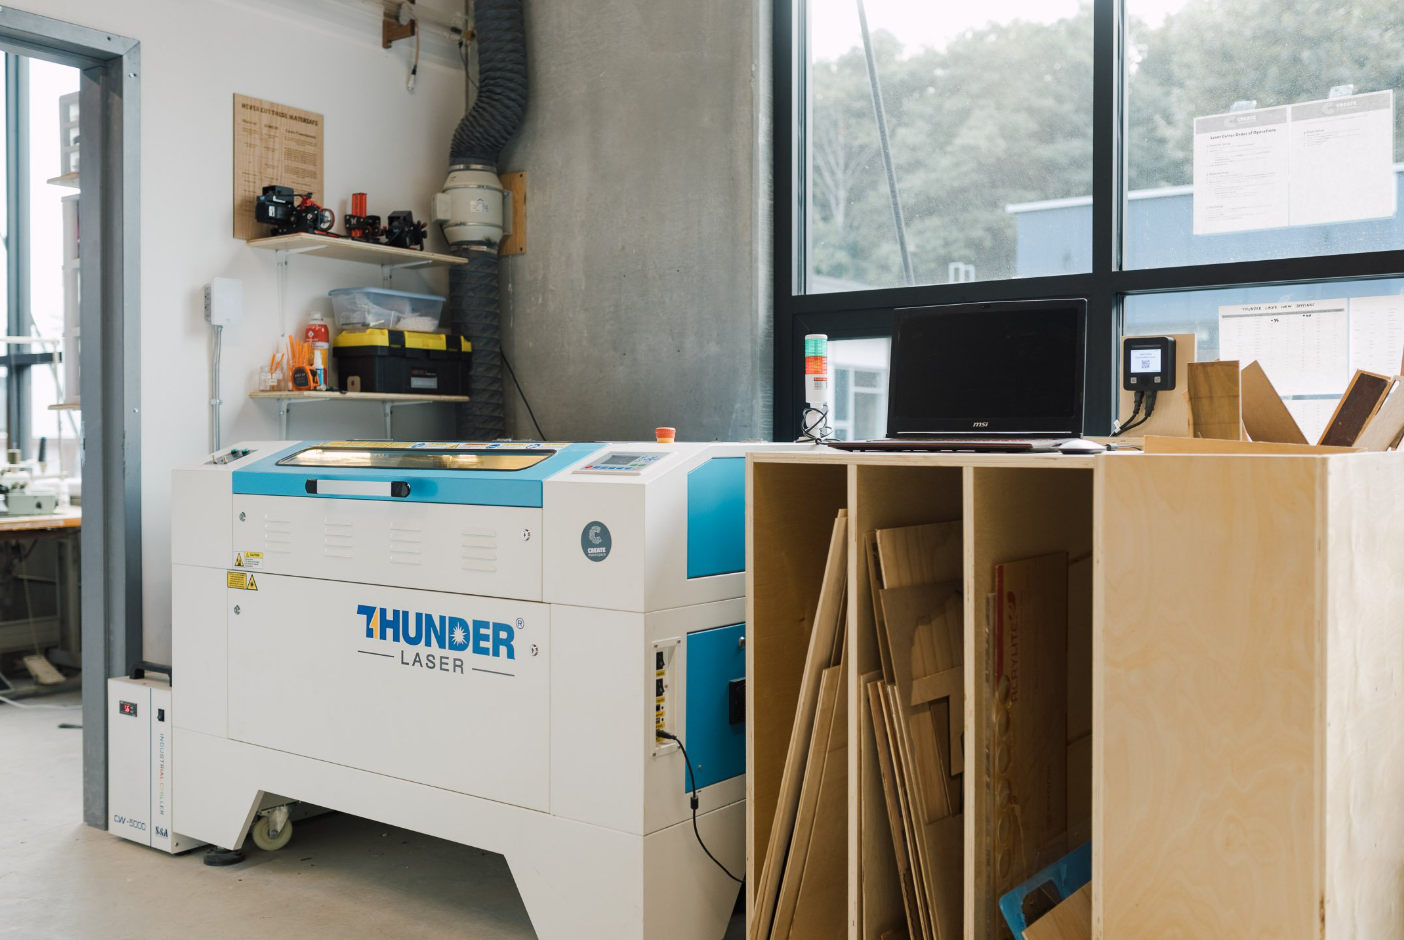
[328,287,445,332]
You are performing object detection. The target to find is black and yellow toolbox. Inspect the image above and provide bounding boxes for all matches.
[331,329,473,395]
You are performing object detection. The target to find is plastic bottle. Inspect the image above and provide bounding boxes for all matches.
[305,311,331,390]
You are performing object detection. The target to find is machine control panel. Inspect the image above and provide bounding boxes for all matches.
[651,636,681,755]
[575,452,666,476]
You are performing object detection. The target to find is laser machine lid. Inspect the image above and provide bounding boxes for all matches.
[232,440,605,508]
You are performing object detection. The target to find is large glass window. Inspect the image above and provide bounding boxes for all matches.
[776,0,1404,440]
[828,336,891,440]
[1125,0,1404,270]
[1125,279,1404,441]
[805,0,1093,292]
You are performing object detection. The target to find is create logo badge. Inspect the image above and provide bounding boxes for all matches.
[581,521,612,562]
[357,604,518,677]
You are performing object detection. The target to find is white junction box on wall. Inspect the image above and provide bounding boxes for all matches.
[106,672,204,854]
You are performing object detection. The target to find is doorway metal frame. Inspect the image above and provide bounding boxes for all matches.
[0,8,142,829]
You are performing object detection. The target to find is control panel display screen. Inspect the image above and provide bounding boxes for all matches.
[579,453,665,473]
[1130,348,1162,374]
[118,700,138,717]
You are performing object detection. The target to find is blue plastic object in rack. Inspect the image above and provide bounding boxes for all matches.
[997,841,1091,939]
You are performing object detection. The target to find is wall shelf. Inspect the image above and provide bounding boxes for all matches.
[247,233,466,269]
[250,390,470,439]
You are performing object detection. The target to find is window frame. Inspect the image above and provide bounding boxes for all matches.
[772,0,1404,439]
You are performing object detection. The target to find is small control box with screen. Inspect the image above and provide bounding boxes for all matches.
[1123,335,1176,391]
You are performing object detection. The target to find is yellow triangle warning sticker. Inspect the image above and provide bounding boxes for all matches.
[247,575,258,591]
[235,553,244,567]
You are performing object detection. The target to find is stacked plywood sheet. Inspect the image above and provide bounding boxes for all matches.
[863,522,965,940]
[752,511,849,940]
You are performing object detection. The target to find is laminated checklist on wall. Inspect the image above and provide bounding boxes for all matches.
[1193,90,1396,236]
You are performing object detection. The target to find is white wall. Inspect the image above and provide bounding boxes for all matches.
[7,0,468,660]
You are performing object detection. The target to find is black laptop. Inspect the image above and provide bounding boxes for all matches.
[828,298,1088,453]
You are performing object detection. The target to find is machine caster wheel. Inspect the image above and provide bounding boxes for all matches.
[251,815,293,851]
[203,846,245,867]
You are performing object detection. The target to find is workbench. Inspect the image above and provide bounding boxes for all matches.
[0,506,81,665]
[746,449,1404,940]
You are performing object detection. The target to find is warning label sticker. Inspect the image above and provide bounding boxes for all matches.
[227,571,259,591]
[234,551,264,570]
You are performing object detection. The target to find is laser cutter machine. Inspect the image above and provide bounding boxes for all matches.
[124,439,800,940]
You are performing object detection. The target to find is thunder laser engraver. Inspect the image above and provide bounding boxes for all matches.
[138,439,797,940]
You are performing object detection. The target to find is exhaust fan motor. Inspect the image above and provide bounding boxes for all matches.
[433,163,513,247]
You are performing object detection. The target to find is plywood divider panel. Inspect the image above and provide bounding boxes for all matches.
[747,460,848,921]
[849,466,965,940]
[1095,456,1321,938]
[1322,455,1404,939]
[965,467,1093,940]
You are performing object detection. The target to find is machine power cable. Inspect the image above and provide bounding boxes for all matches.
[655,729,744,884]
[1115,389,1158,437]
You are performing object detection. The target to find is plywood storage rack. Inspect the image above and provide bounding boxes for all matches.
[746,449,1404,940]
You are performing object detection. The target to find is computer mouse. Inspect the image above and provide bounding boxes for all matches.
[1056,438,1107,454]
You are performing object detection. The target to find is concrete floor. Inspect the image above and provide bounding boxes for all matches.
[1,691,746,940]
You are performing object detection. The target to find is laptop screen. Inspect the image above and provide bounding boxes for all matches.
[887,299,1087,436]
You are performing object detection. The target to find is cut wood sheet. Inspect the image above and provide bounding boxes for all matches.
[1355,378,1404,451]
[861,670,908,940]
[1066,556,1092,744]
[771,666,843,940]
[1023,884,1091,940]
[1240,360,1308,445]
[1143,435,1357,456]
[885,684,962,940]
[882,687,935,940]
[876,521,963,588]
[880,582,964,818]
[889,586,965,780]
[751,510,849,940]
[1319,370,1392,446]
[232,94,324,241]
[869,679,927,940]
[1187,360,1243,440]
[785,666,850,940]
[830,585,849,668]
[866,532,895,684]
[992,553,1069,911]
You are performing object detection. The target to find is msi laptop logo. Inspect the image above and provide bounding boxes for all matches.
[971,421,989,428]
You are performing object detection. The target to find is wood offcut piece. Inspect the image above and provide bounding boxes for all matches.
[1355,381,1404,451]
[1023,885,1091,940]
[1144,435,1357,456]
[1318,370,1392,447]
[1240,361,1307,445]
[1186,360,1242,440]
